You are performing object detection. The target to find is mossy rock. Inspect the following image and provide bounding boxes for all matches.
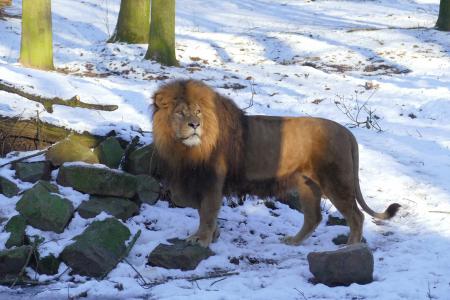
[57,164,137,198]
[60,218,131,278]
[326,215,347,226]
[124,144,158,175]
[13,161,51,183]
[0,245,32,278]
[94,137,124,169]
[16,181,74,233]
[4,215,27,249]
[46,137,99,167]
[135,174,160,205]
[0,176,19,197]
[32,254,60,275]
[148,238,215,271]
[77,196,139,220]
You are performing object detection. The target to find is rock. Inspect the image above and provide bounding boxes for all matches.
[135,174,160,205]
[332,234,367,245]
[0,245,32,279]
[278,190,303,212]
[34,180,59,193]
[124,144,158,175]
[13,161,52,183]
[16,181,74,233]
[60,218,131,278]
[46,137,99,167]
[148,238,214,271]
[94,137,124,169]
[77,196,139,220]
[57,164,137,198]
[32,254,60,275]
[307,243,374,286]
[326,215,347,226]
[4,215,27,249]
[0,176,19,197]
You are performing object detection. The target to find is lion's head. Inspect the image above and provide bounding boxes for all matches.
[152,80,220,164]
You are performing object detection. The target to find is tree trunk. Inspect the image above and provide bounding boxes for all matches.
[144,0,178,66]
[108,0,150,44]
[19,0,54,70]
[436,0,450,31]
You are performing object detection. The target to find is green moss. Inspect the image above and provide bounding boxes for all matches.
[5,215,27,249]
[0,176,19,197]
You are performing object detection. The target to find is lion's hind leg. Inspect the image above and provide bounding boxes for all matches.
[281,175,322,246]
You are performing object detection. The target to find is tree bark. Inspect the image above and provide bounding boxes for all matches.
[108,0,150,44]
[144,0,178,66]
[436,0,450,31]
[19,0,54,70]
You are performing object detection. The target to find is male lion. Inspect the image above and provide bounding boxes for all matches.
[152,79,400,247]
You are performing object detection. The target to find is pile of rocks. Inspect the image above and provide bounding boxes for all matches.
[0,137,161,281]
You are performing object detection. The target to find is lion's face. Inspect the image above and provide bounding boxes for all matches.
[171,102,203,147]
[152,80,220,163]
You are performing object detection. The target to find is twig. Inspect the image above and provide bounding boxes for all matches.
[428,210,450,214]
[10,237,42,287]
[0,79,118,113]
[242,79,255,110]
[347,26,431,33]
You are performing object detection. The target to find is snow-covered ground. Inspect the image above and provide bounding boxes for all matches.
[0,0,449,299]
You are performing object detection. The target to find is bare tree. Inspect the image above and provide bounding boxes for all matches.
[144,0,178,66]
[108,0,150,43]
[19,0,54,70]
[436,0,450,31]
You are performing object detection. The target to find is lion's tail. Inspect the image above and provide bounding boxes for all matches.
[351,134,401,220]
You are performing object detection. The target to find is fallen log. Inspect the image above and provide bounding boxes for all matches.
[0,79,118,113]
[0,115,104,156]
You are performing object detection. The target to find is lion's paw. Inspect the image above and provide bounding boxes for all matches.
[186,234,211,248]
[280,235,302,246]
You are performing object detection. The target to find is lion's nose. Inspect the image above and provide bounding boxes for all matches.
[188,122,200,129]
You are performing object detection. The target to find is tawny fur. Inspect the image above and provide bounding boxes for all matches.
[152,79,400,247]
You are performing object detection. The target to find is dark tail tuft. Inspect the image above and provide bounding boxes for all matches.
[385,203,401,219]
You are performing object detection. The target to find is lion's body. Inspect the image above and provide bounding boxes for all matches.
[152,79,400,247]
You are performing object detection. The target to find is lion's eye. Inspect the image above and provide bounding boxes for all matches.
[175,111,183,117]
[196,109,201,115]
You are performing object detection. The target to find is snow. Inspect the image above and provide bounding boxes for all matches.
[0,0,449,299]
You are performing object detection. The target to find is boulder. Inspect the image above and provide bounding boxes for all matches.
[46,138,99,167]
[13,161,51,183]
[94,137,124,169]
[57,164,137,198]
[77,196,139,220]
[60,218,131,278]
[124,144,158,175]
[0,176,19,197]
[4,215,27,249]
[148,238,214,271]
[32,254,60,275]
[135,174,160,205]
[307,243,374,286]
[16,181,74,233]
[0,245,32,279]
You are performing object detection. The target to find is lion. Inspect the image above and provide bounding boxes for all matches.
[152,79,400,247]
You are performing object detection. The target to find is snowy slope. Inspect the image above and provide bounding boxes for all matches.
[0,0,449,299]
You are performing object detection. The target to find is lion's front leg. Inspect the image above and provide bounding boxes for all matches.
[186,182,223,248]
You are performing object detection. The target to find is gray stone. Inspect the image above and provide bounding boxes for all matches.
[326,215,347,226]
[16,181,74,233]
[135,174,160,205]
[13,161,52,183]
[46,138,99,167]
[60,218,131,278]
[94,137,124,169]
[77,196,139,220]
[332,234,367,245]
[148,238,214,270]
[0,176,19,197]
[56,164,137,198]
[0,245,32,278]
[32,254,60,275]
[4,215,27,249]
[307,243,374,286]
[124,144,158,175]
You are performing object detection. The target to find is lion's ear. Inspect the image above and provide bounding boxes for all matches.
[153,93,172,109]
